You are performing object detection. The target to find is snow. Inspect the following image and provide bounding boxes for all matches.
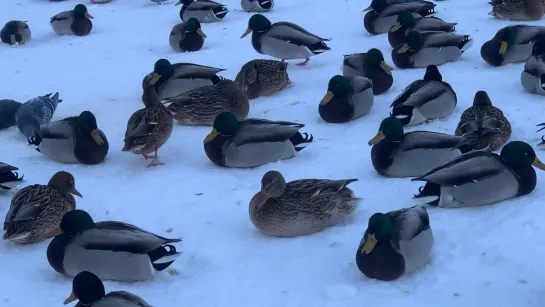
[2,0,545,306]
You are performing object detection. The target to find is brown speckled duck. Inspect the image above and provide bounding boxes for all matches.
[234,59,291,99]
[489,0,545,21]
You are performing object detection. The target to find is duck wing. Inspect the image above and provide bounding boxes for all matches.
[267,22,329,46]
[38,117,77,139]
[508,25,545,44]
[187,0,224,10]
[103,292,153,307]
[171,63,225,79]
[231,118,303,145]
[391,80,428,107]
[421,31,466,48]
[388,205,429,240]
[4,185,48,225]
[391,81,446,108]
[401,131,466,152]
[50,10,73,23]
[380,1,435,17]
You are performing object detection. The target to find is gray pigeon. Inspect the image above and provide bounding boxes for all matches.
[15,93,61,144]
[0,99,22,129]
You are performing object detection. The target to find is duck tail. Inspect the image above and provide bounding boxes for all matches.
[149,244,182,271]
[309,41,331,55]
[0,171,24,190]
[290,132,313,152]
[536,123,545,132]
[213,6,228,18]
[458,36,473,53]
[413,182,440,206]
[539,135,545,146]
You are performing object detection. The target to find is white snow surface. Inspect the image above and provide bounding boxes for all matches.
[2,0,545,306]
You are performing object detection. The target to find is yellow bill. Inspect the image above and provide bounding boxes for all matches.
[85,12,94,19]
[204,129,219,143]
[362,233,377,254]
[532,157,545,170]
[380,61,392,73]
[368,131,385,145]
[240,28,252,39]
[197,28,207,38]
[397,43,410,54]
[320,91,334,105]
[91,129,104,145]
[390,23,402,32]
[63,292,77,305]
[499,41,508,55]
[149,72,161,86]
[10,34,16,45]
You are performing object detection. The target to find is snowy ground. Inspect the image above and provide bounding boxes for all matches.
[2,0,545,306]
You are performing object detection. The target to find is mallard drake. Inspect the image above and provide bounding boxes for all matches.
[47,209,182,282]
[0,162,24,191]
[342,49,393,95]
[144,59,225,100]
[489,0,545,21]
[413,141,545,207]
[176,0,228,23]
[454,91,511,151]
[234,59,290,99]
[319,75,374,123]
[161,79,249,126]
[481,25,545,67]
[169,18,206,52]
[392,30,472,68]
[0,99,22,129]
[391,65,457,126]
[363,0,436,35]
[368,116,472,178]
[63,271,153,307]
[1,21,31,46]
[241,14,331,66]
[250,170,359,237]
[15,92,61,144]
[3,171,81,244]
[50,4,93,36]
[388,11,456,48]
[204,112,313,168]
[356,205,433,281]
[522,39,545,95]
[241,0,274,12]
[32,111,109,165]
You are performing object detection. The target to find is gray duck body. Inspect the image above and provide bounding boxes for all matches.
[1,21,31,46]
[179,0,228,23]
[364,1,436,35]
[319,76,374,123]
[234,59,290,99]
[0,99,22,129]
[241,0,274,12]
[481,25,545,66]
[15,93,61,143]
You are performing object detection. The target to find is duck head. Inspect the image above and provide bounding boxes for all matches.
[64,271,105,305]
[423,65,442,82]
[497,26,517,55]
[320,75,351,105]
[501,141,545,170]
[60,209,95,238]
[76,111,104,145]
[390,11,415,32]
[184,18,206,38]
[241,14,271,38]
[361,213,394,254]
[73,4,93,19]
[397,30,424,54]
[366,48,392,73]
[260,170,286,198]
[151,59,174,85]
[368,116,404,145]
[48,171,82,198]
[205,112,239,143]
[532,39,545,56]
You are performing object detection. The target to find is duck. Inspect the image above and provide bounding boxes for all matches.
[32,111,109,165]
[454,91,511,151]
[342,49,393,95]
[368,116,472,178]
[364,0,436,35]
[356,205,433,281]
[0,162,24,191]
[3,171,81,244]
[481,25,545,67]
[47,209,182,282]
[144,59,225,100]
[50,4,93,36]
[234,59,291,99]
[392,30,473,68]
[241,0,274,12]
[319,75,374,124]
[169,18,206,52]
[1,21,31,46]
[204,112,313,168]
[249,170,359,237]
[63,271,153,307]
[241,14,331,66]
[522,39,545,95]
[388,11,456,48]
[0,99,22,129]
[391,65,457,126]
[176,0,228,23]
[15,92,61,144]
[413,141,545,207]
[489,0,545,21]
[161,79,249,126]
[122,75,174,167]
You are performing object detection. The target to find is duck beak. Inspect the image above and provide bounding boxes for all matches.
[320,91,334,105]
[150,73,161,86]
[362,233,377,254]
[85,12,94,19]
[390,23,401,32]
[175,0,182,5]
[499,41,508,55]
[241,28,252,39]
[71,188,83,198]
[532,157,545,170]
[10,34,16,45]
[91,129,104,145]
[63,292,77,305]
[204,129,219,143]
[397,43,410,54]
[197,28,207,38]
[363,4,372,11]
[368,131,385,145]
[44,227,63,238]
[380,61,392,73]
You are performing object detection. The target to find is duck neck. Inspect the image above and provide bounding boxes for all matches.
[142,85,160,108]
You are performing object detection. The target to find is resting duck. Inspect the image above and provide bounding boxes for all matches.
[319,75,374,123]
[481,25,545,67]
[388,11,456,48]
[234,59,291,99]
[241,0,274,12]
[16,93,61,144]
[364,0,436,35]
[489,0,545,21]
[50,4,93,36]
[169,18,206,52]
[1,21,31,46]
[0,99,22,129]
[521,39,545,95]
[176,0,228,23]
[342,49,393,95]
[0,162,24,191]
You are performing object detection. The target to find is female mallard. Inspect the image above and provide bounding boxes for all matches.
[489,0,545,21]
[234,59,290,99]
[454,91,511,151]
[161,79,249,126]
[47,209,182,282]
[481,25,545,67]
[1,21,31,46]
[368,116,472,178]
[144,59,225,100]
[363,0,436,35]
[388,11,456,48]
[241,14,331,66]
[0,99,22,129]
[204,112,313,168]
[392,30,473,68]
[356,206,433,281]
[249,170,359,237]
[413,141,545,207]
[0,162,24,191]
[176,0,228,23]
[63,271,153,307]
[169,18,206,52]
[521,39,545,95]
[50,4,93,36]
[3,171,81,244]
[342,49,393,95]
[241,0,274,12]
[33,111,109,165]
[391,65,457,126]
[319,75,374,124]
[122,76,173,167]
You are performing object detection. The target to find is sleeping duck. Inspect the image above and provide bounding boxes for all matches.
[481,25,545,67]
[241,14,331,66]
[413,141,545,208]
[392,30,473,68]
[318,75,374,123]
[489,0,545,21]
[368,116,472,178]
[204,112,313,168]
[169,18,206,52]
[356,205,433,281]
[234,59,291,99]
[1,21,31,46]
[50,4,93,36]
[47,209,182,282]
[454,91,511,151]
[521,39,545,95]
[391,65,457,126]
[241,0,274,12]
[388,11,456,48]
[364,0,436,35]
[176,0,228,23]
[342,49,393,95]
[0,162,24,191]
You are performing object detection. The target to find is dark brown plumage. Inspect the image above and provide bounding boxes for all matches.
[234,59,291,99]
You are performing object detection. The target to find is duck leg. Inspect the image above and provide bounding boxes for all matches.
[296,58,310,66]
[147,145,164,167]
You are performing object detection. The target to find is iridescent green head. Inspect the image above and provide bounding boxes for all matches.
[361,213,394,254]
[204,112,239,143]
[368,116,404,145]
